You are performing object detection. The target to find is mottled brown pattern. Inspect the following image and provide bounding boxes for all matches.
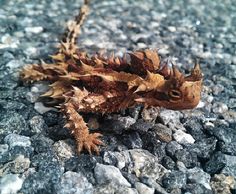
[20,0,203,154]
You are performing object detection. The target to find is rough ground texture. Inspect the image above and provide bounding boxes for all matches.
[0,0,236,193]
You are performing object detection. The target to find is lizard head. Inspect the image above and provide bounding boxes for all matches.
[135,63,203,110]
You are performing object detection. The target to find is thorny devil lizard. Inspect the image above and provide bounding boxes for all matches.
[20,0,203,155]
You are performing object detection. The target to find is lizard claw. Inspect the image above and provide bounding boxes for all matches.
[77,132,104,155]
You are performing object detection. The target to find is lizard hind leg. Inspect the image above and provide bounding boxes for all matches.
[62,88,104,155]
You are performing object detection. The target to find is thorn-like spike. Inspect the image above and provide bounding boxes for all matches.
[64,123,70,128]
[172,64,182,78]
[193,62,201,72]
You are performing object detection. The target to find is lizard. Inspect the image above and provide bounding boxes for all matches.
[20,0,203,155]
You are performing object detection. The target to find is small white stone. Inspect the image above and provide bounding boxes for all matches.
[173,130,195,144]
[4,134,31,148]
[0,174,23,194]
[204,121,215,128]
[25,26,43,34]
[196,100,205,108]
[135,182,154,194]
[94,163,131,187]
[167,26,176,32]
[137,42,147,49]
[5,60,23,69]
[53,140,74,160]
[24,47,38,56]
[34,102,56,114]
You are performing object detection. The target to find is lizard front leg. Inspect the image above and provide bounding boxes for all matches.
[61,87,104,155]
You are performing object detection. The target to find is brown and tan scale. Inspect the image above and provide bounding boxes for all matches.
[20,0,203,155]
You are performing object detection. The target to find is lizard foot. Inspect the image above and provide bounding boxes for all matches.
[77,132,104,155]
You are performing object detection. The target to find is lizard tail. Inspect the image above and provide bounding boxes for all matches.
[59,0,90,57]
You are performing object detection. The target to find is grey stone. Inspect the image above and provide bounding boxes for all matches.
[25,26,43,34]
[31,134,54,153]
[21,153,64,193]
[53,140,75,161]
[158,110,183,128]
[29,115,47,134]
[0,144,9,157]
[141,177,169,194]
[135,182,154,194]
[175,149,199,168]
[153,123,172,143]
[131,119,154,132]
[161,156,175,170]
[189,137,217,159]
[210,174,236,194]
[117,116,136,129]
[206,126,236,155]
[0,174,23,194]
[166,141,183,158]
[187,167,211,190]
[141,107,159,122]
[184,184,213,194]
[94,183,138,194]
[173,130,195,145]
[212,102,228,114]
[4,133,31,148]
[184,118,206,141]
[128,149,167,179]
[122,132,143,149]
[103,151,129,170]
[94,163,131,187]
[34,102,56,114]
[0,112,28,135]
[204,152,236,177]
[0,155,30,175]
[5,59,23,70]
[55,171,93,194]
[162,170,187,190]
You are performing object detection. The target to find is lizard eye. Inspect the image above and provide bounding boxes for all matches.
[168,90,182,100]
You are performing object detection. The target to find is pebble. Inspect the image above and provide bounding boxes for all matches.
[5,60,23,70]
[0,144,9,157]
[103,151,128,170]
[184,183,213,194]
[94,163,131,187]
[159,110,182,126]
[0,174,23,194]
[94,183,138,194]
[53,140,74,160]
[25,26,43,34]
[0,155,30,175]
[161,156,175,170]
[135,182,155,194]
[55,171,93,194]
[128,149,168,180]
[153,123,172,143]
[130,119,154,132]
[162,170,187,190]
[29,115,46,134]
[165,141,183,158]
[210,174,235,194]
[34,102,56,114]
[204,151,236,177]
[175,149,198,168]
[122,132,143,149]
[187,167,211,190]
[4,134,31,148]
[212,102,228,114]
[173,130,195,144]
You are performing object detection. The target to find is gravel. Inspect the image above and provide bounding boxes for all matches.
[0,0,236,193]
